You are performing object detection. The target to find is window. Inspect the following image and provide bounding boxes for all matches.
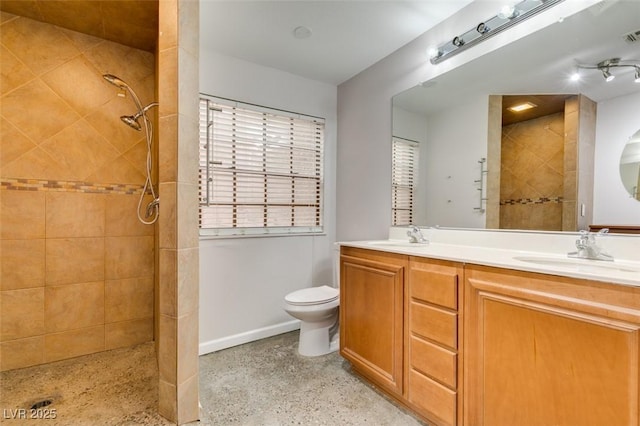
[391,137,419,226]
[199,95,325,236]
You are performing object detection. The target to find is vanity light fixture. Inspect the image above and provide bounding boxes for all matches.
[575,58,640,83]
[507,102,537,112]
[430,0,564,65]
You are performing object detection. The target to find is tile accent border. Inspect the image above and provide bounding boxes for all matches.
[1,178,145,195]
[500,196,563,206]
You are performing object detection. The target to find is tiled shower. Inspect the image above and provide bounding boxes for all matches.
[1,14,156,371]
[1,1,201,423]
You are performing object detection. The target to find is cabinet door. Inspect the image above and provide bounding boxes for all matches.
[340,247,406,396]
[464,265,640,426]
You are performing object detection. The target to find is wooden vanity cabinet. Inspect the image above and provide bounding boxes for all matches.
[406,257,463,426]
[340,246,407,396]
[464,264,640,426]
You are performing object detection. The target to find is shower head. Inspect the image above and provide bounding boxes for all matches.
[103,74,131,90]
[119,102,158,132]
[121,115,142,131]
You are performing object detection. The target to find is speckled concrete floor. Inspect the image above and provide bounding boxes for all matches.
[0,332,425,425]
[197,331,424,426]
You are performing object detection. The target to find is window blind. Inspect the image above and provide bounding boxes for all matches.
[391,137,419,226]
[199,96,324,236]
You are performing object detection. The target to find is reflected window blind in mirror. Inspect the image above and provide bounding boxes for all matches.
[392,137,419,226]
[199,95,325,237]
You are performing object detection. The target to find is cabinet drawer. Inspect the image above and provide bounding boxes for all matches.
[410,302,457,349]
[410,269,458,310]
[408,369,457,426]
[410,335,457,389]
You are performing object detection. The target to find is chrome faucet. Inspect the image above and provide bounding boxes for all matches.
[407,226,429,244]
[568,229,613,261]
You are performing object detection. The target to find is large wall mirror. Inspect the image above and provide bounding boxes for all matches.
[392,1,640,231]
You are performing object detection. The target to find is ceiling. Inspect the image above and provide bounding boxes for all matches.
[0,0,158,52]
[199,1,474,85]
[0,0,474,85]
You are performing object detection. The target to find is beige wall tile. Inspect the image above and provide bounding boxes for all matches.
[1,287,44,341]
[158,379,177,422]
[178,0,199,58]
[177,248,198,317]
[105,277,153,323]
[1,44,36,94]
[84,97,146,155]
[46,237,104,285]
[105,194,155,237]
[41,55,114,117]
[0,146,70,181]
[44,325,104,363]
[40,120,119,182]
[46,192,106,238]
[158,115,177,183]
[158,314,176,384]
[105,317,153,350]
[177,310,198,383]
[84,40,155,86]
[1,17,80,76]
[158,182,176,249]
[158,0,178,51]
[1,239,45,290]
[105,236,154,280]
[0,336,44,371]
[45,281,104,333]
[159,249,177,317]
[158,47,177,116]
[177,183,199,249]
[0,190,45,239]
[87,153,146,185]
[177,373,199,424]
[2,79,80,143]
[0,117,37,169]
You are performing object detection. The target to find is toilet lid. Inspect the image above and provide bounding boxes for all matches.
[285,285,339,306]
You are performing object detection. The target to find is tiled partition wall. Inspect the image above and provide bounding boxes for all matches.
[0,14,156,371]
[157,0,200,423]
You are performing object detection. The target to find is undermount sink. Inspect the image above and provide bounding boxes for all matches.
[513,255,640,274]
[367,240,428,248]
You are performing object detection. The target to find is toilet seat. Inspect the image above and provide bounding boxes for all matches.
[285,285,339,306]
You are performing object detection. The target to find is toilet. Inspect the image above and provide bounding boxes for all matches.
[283,245,340,356]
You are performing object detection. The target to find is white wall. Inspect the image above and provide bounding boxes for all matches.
[198,51,337,354]
[593,91,640,224]
[422,95,488,228]
[336,1,597,241]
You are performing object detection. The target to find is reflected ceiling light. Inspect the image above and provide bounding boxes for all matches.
[452,36,465,47]
[575,58,640,84]
[507,102,537,112]
[498,4,518,20]
[602,68,615,82]
[429,0,564,65]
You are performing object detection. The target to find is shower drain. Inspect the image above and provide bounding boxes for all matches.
[30,399,53,410]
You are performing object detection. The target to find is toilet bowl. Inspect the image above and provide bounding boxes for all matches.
[284,285,339,356]
[283,244,340,356]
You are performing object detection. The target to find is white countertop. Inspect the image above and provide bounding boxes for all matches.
[339,231,640,287]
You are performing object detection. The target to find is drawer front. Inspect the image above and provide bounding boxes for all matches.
[410,335,457,389]
[410,269,458,309]
[410,302,457,349]
[408,369,457,426]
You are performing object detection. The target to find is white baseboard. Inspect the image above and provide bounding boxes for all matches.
[199,320,301,356]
